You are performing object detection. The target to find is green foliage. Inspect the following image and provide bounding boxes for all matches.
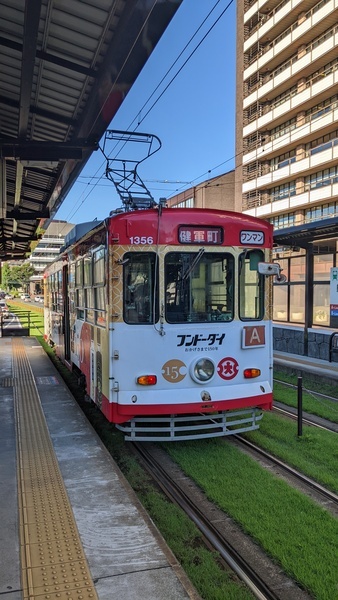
[5,263,35,289]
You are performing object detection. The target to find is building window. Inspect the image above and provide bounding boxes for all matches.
[312,254,333,326]
[270,181,296,201]
[270,151,296,171]
[270,118,296,140]
[304,166,338,191]
[273,254,305,323]
[172,197,194,208]
[305,203,338,223]
[270,213,295,230]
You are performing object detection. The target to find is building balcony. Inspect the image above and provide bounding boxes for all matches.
[243,178,338,216]
[244,0,304,52]
[243,67,338,137]
[243,27,338,108]
[242,102,338,164]
[243,0,337,80]
[31,247,62,254]
[243,138,338,191]
[29,256,56,264]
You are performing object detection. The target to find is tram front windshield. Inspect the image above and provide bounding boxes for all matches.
[165,252,234,323]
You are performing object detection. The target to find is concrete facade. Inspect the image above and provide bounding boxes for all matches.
[167,171,235,210]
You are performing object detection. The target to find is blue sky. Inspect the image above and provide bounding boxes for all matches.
[56,0,236,225]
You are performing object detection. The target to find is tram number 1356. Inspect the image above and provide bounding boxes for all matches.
[129,236,154,244]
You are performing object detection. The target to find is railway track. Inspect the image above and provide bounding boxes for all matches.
[132,442,312,600]
[273,378,338,404]
[232,435,338,518]
[273,402,338,432]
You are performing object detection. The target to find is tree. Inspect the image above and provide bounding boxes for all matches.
[8,264,35,291]
[1,263,10,289]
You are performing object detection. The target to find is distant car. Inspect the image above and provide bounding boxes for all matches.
[34,295,43,303]
[21,293,30,300]
[4,294,12,299]
[0,300,9,316]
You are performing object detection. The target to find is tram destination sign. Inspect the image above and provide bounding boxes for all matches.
[178,226,223,245]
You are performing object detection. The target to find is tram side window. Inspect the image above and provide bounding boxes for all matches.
[85,288,94,324]
[57,270,63,314]
[83,254,92,286]
[76,288,85,320]
[75,259,83,286]
[165,252,234,323]
[75,259,84,319]
[93,248,106,327]
[239,249,264,320]
[123,253,158,324]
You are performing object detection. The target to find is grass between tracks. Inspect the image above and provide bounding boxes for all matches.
[164,437,338,600]
[273,368,338,423]
[31,325,338,600]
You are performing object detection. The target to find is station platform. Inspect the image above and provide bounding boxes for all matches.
[274,350,338,382]
[0,337,199,600]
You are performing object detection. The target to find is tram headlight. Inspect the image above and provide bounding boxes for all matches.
[190,358,215,384]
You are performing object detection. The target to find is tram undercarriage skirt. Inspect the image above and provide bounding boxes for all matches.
[116,408,263,442]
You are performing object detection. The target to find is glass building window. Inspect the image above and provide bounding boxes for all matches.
[290,285,305,322]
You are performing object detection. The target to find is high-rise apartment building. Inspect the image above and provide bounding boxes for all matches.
[235,0,338,330]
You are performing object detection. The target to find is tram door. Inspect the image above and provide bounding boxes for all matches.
[63,265,71,361]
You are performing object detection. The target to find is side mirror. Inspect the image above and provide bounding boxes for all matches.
[257,262,287,284]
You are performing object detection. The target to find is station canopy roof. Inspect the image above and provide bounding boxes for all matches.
[0,0,182,261]
[273,216,338,249]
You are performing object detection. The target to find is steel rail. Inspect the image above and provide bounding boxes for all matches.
[234,435,338,505]
[273,404,337,432]
[132,442,280,600]
[273,378,338,403]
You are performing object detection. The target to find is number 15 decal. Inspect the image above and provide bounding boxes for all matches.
[162,359,187,383]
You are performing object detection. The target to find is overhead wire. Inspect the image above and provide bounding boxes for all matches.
[59,0,335,223]
[61,0,234,222]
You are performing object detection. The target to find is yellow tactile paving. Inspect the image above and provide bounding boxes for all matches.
[12,338,98,600]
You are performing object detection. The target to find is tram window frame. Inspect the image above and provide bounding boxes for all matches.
[83,254,92,287]
[85,287,95,324]
[69,262,76,289]
[75,259,83,286]
[76,288,85,320]
[95,286,106,327]
[123,252,159,324]
[93,247,105,285]
[93,247,107,327]
[165,251,234,324]
[57,270,63,314]
[239,249,264,321]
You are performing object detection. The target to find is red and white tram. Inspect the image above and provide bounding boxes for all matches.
[44,207,276,440]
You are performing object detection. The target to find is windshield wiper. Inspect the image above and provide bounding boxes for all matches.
[182,248,205,280]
